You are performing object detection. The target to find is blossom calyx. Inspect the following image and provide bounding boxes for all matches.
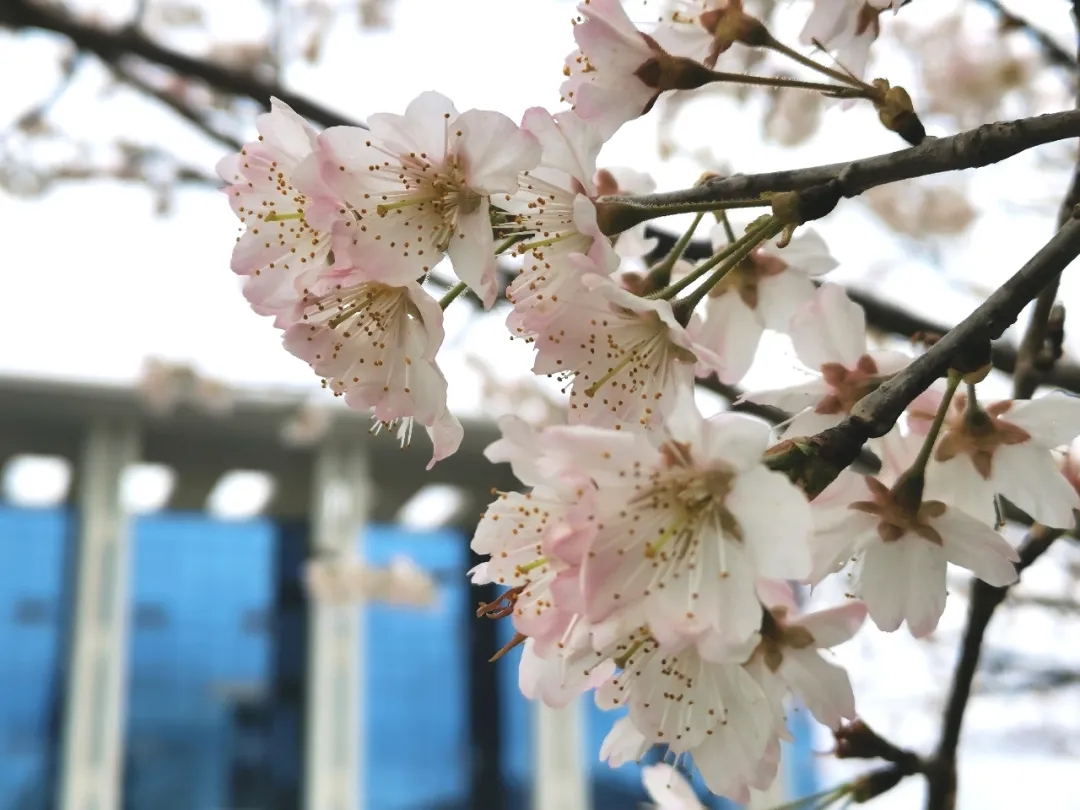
[871,80,925,146]
[698,4,771,66]
[834,720,919,768]
[633,39,720,93]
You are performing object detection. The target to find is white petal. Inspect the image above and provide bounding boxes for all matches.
[521,107,602,194]
[457,109,542,193]
[702,292,764,385]
[1005,391,1080,449]
[741,379,830,415]
[448,203,498,308]
[756,270,817,332]
[599,716,650,767]
[642,764,706,810]
[761,227,838,276]
[994,442,1080,529]
[934,507,1018,587]
[698,412,774,470]
[925,456,996,527]
[728,466,813,580]
[780,650,856,730]
[793,601,868,648]
[789,283,867,370]
[857,537,946,636]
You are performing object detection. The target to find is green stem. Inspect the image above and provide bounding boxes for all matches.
[674,218,783,315]
[910,371,962,477]
[648,216,777,301]
[703,67,865,97]
[717,209,737,244]
[439,281,468,309]
[763,34,871,90]
[652,212,705,277]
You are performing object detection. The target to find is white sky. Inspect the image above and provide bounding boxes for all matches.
[2,0,1080,807]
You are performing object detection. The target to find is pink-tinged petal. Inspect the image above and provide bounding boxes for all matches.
[780,650,856,730]
[1005,391,1080,449]
[316,126,387,202]
[728,466,813,581]
[519,638,614,708]
[457,109,541,193]
[792,601,867,648]
[790,283,867,370]
[757,579,798,611]
[367,90,459,162]
[599,716,650,767]
[741,379,831,415]
[521,108,603,196]
[761,228,838,277]
[925,456,996,527]
[448,203,498,308]
[642,764,706,810]
[701,291,764,385]
[809,515,876,583]
[258,98,319,159]
[425,406,464,469]
[756,269,817,332]
[902,542,949,637]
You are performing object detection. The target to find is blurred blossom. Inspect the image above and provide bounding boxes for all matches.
[137,357,236,416]
[863,181,977,238]
[279,402,334,447]
[763,84,824,146]
[304,555,437,607]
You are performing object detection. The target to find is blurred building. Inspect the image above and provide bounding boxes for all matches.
[0,375,817,810]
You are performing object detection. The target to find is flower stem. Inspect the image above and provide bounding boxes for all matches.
[651,212,705,277]
[439,281,468,309]
[495,234,527,255]
[911,371,962,478]
[703,67,865,98]
[763,33,871,90]
[648,216,777,302]
[717,209,737,243]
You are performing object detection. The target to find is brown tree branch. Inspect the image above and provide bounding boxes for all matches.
[772,210,1080,495]
[107,62,244,152]
[923,525,1065,810]
[603,111,1080,211]
[1013,1,1080,401]
[0,0,365,130]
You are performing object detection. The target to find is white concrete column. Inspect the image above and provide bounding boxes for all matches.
[304,442,373,810]
[59,421,140,810]
[533,698,590,810]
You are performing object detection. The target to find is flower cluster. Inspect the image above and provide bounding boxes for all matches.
[217,0,1080,801]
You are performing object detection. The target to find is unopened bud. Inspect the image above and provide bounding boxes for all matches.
[871,80,925,146]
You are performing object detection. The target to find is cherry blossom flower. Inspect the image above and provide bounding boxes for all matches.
[282,273,462,467]
[743,284,911,436]
[530,256,721,432]
[533,407,814,652]
[562,0,667,139]
[800,0,898,80]
[692,224,838,385]
[500,108,619,338]
[595,633,780,802]
[316,91,541,308]
[642,763,705,810]
[745,594,866,731]
[217,98,344,320]
[909,389,1080,529]
[811,432,1019,637]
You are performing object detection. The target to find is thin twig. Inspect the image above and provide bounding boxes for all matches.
[799,212,1080,485]
[602,111,1080,210]
[107,62,243,152]
[1014,0,1080,400]
[975,0,1078,72]
[923,525,1065,810]
[0,0,364,130]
